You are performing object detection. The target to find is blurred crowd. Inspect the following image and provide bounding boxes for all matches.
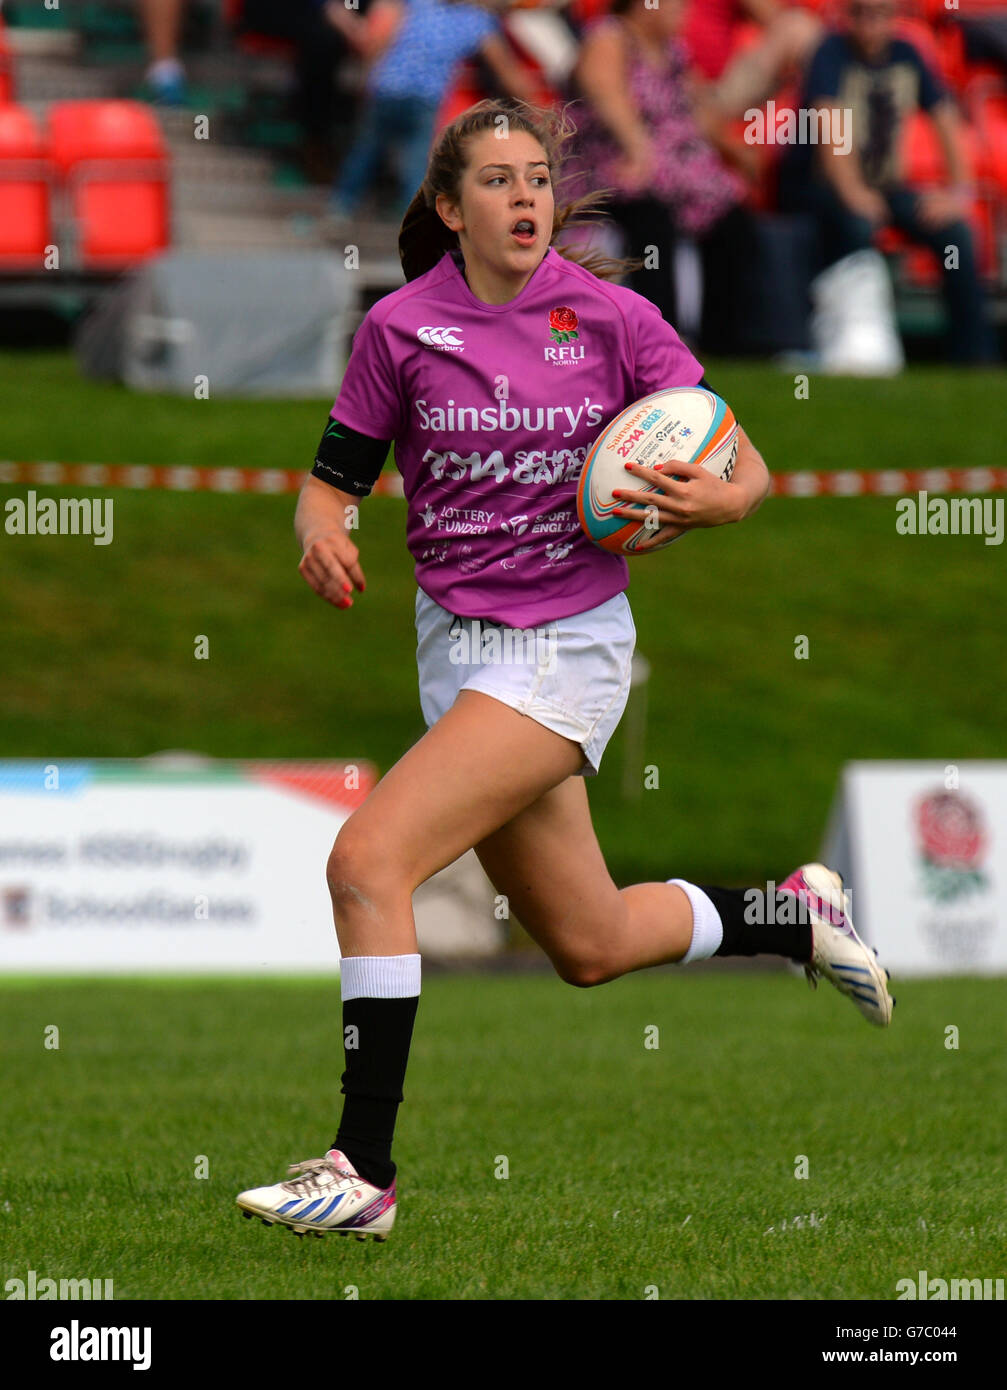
[137,0,1005,362]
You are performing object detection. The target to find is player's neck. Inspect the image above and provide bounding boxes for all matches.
[459,254,540,306]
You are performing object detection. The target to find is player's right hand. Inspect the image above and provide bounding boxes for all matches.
[299,530,366,609]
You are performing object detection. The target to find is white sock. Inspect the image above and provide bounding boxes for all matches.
[339,953,421,1001]
[668,880,723,964]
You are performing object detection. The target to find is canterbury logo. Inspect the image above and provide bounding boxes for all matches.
[417,326,464,350]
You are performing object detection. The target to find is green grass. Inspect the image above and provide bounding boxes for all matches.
[1,352,1004,883]
[1,973,1004,1300]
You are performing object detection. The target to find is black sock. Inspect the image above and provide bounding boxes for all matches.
[333,995,418,1191]
[698,885,813,963]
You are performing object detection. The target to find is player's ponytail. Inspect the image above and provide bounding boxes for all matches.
[397,99,642,284]
[399,185,458,286]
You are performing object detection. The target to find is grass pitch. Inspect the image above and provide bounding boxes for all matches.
[1,972,1004,1301]
[1,353,1004,884]
[1,353,1004,1303]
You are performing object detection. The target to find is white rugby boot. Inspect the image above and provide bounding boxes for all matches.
[237,1149,396,1241]
[780,863,894,1027]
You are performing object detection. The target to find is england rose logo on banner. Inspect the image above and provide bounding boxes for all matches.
[915,789,988,903]
[548,306,579,344]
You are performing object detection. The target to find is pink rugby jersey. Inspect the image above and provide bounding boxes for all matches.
[330,245,703,628]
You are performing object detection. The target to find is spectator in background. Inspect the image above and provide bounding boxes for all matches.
[685,0,823,119]
[777,0,998,364]
[564,0,755,351]
[237,0,381,185]
[139,0,188,105]
[325,0,537,231]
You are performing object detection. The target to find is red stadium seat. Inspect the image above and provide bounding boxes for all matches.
[900,109,979,186]
[0,104,51,268]
[47,100,170,268]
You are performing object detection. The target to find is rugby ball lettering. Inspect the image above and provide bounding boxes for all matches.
[577,387,738,554]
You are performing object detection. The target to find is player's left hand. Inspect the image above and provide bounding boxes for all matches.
[611,458,744,551]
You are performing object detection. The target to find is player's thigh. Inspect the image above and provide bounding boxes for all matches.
[473,775,626,976]
[329,688,585,896]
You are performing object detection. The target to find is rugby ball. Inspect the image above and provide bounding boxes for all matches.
[577,387,738,554]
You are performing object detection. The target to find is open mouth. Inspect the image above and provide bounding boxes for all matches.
[510,219,536,245]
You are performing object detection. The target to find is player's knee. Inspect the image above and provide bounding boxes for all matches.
[325,822,396,912]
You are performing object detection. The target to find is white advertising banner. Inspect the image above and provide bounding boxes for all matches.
[822,761,1005,977]
[0,759,375,973]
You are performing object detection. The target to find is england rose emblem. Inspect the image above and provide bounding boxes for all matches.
[915,788,988,902]
[917,791,985,868]
[549,306,579,343]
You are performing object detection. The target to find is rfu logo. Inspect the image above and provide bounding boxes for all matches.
[418,326,464,351]
[544,343,585,366]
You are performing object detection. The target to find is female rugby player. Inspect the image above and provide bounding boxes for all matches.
[237,99,893,1243]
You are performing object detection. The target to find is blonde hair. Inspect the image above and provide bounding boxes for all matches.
[398,98,642,284]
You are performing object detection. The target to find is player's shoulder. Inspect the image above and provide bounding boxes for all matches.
[547,248,654,332]
[360,253,459,333]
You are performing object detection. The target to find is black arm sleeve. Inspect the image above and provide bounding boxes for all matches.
[311,417,392,498]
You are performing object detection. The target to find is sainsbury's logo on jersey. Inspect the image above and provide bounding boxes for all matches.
[414,396,606,439]
[417,325,464,352]
[545,306,585,367]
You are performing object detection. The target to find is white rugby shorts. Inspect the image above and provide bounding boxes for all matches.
[414,587,636,776]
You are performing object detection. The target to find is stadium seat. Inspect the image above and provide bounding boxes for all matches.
[900,109,980,188]
[0,104,52,268]
[47,100,170,268]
